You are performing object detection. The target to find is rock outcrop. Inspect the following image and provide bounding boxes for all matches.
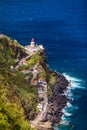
[46,73,69,126]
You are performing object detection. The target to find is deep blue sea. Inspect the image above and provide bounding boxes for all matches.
[0,0,87,130]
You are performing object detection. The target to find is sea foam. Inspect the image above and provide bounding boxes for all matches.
[57,73,85,129]
[55,72,86,130]
[63,73,85,89]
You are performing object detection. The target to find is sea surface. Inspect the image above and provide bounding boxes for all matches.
[0,0,87,130]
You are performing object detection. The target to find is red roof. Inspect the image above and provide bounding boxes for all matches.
[31,38,34,42]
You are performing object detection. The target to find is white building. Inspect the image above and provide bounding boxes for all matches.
[30,38,35,47]
[25,38,44,54]
[39,45,44,49]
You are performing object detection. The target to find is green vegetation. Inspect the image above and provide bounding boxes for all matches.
[0,35,57,129]
[27,50,49,81]
[47,71,57,99]
[28,53,41,69]
[28,50,48,70]
[0,35,27,63]
[48,72,56,86]
[0,36,38,130]
[0,74,32,130]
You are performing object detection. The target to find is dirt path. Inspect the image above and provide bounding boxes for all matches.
[31,71,37,84]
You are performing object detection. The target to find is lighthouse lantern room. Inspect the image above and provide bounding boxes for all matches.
[30,38,35,47]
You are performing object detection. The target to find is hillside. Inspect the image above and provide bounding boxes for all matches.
[0,35,57,130]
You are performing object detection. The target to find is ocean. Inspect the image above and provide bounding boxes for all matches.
[0,0,87,130]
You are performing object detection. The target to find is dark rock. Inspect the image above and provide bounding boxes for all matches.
[46,73,69,126]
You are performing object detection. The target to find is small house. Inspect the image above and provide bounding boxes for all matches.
[33,79,38,85]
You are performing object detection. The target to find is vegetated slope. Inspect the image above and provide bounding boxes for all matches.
[0,35,38,130]
[0,35,57,130]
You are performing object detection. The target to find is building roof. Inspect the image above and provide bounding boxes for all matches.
[31,38,34,42]
[33,79,38,83]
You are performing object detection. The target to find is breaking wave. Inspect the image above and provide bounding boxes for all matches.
[55,73,86,130]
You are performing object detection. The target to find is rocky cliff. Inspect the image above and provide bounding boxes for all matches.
[0,35,69,130]
[46,73,69,125]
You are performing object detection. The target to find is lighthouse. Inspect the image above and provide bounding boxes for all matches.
[30,38,35,47]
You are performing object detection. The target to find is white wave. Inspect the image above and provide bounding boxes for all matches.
[66,102,72,107]
[61,114,67,121]
[70,82,85,89]
[61,114,71,123]
[57,72,86,130]
[64,89,72,96]
[62,109,72,117]
[62,73,85,89]
[62,73,82,82]
[64,100,79,112]
[63,89,74,100]
[59,121,70,125]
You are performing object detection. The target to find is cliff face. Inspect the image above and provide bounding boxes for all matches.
[46,73,69,125]
[0,35,69,130]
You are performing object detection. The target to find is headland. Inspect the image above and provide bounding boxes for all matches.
[0,34,69,130]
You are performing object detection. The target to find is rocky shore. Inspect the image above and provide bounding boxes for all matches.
[46,72,69,126]
[35,72,69,130]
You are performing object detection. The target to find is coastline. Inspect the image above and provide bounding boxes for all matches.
[34,72,69,130]
[0,35,72,130]
[46,73,69,126]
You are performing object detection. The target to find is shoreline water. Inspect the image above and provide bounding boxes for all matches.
[35,72,69,130]
[55,73,86,130]
[45,73,69,128]
[55,79,73,129]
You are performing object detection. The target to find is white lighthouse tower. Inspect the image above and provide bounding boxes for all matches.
[30,38,35,47]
